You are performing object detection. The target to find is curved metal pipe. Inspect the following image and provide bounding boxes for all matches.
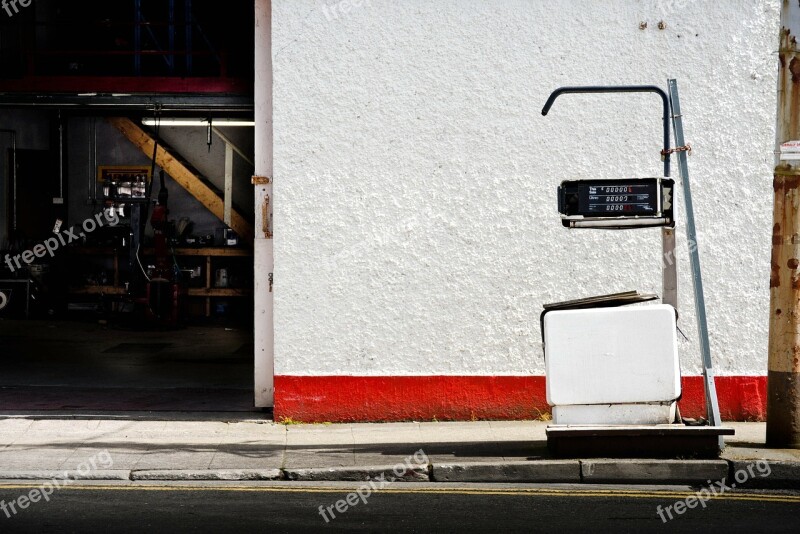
[541,85,671,177]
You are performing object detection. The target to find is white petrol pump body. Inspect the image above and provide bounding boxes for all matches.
[544,304,681,425]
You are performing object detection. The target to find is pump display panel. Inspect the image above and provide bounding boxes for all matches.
[557,178,674,228]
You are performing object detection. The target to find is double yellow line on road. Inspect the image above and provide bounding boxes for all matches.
[0,484,798,503]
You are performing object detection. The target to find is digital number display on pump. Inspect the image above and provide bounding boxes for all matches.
[557,178,673,229]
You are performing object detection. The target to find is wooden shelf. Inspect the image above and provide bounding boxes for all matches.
[68,247,124,256]
[187,288,249,297]
[142,247,252,257]
[67,247,252,317]
[69,285,127,295]
[70,286,249,298]
[71,246,251,257]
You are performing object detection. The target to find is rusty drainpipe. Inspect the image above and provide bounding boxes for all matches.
[767,0,800,447]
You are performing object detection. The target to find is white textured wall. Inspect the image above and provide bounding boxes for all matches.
[272,0,779,376]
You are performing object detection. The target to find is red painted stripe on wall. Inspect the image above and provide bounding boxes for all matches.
[274,375,767,423]
[679,375,766,422]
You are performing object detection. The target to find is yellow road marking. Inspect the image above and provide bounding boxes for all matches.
[0,484,797,503]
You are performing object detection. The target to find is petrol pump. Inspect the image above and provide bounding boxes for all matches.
[540,81,733,457]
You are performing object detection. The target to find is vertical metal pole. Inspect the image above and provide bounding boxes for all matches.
[767,0,800,448]
[667,79,722,431]
[12,133,16,236]
[11,132,15,236]
[0,130,18,236]
[206,254,212,317]
[92,118,97,202]
[11,132,16,237]
[254,0,274,408]
[57,110,64,202]
[130,204,141,275]
[662,102,678,313]
[134,0,141,76]
[185,0,193,76]
[224,142,233,226]
[168,0,175,75]
[88,118,96,203]
[87,120,92,202]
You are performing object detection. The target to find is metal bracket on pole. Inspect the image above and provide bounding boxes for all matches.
[662,227,678,310]
[667,79,723,434]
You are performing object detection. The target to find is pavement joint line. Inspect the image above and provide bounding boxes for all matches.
[350,425,357,466]
[0,483,798,502]
[279,425,288,470]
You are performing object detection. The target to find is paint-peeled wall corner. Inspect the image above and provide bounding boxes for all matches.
[270,0,780,421]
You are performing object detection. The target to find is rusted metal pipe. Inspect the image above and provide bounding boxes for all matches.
[767,0,800,448]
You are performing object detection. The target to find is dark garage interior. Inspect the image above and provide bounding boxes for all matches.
[0,0,258,413]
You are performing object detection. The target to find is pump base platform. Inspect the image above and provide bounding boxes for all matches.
[546,424,735,459]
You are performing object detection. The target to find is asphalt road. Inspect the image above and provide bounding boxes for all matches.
[0,482,799,533]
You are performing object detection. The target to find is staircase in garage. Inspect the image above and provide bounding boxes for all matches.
[108,117,253,242]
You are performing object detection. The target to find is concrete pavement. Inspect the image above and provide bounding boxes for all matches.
[0,416,798,487]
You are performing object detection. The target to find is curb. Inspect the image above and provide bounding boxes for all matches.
[0,470,130,481]
[283,465,429,482]
[0,460,797,488]
[432,460,580,483]
[580,460,729,485]
[728,460,800,489]
[130,469,283,481]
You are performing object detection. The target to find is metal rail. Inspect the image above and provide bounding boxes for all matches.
[668,79,722,430]
[541,85,671,178]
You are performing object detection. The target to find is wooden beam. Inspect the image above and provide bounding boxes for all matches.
[107,117,253,242]
[142,247,252,257]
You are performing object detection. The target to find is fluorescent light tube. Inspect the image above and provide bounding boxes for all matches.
[141,118,255,127]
